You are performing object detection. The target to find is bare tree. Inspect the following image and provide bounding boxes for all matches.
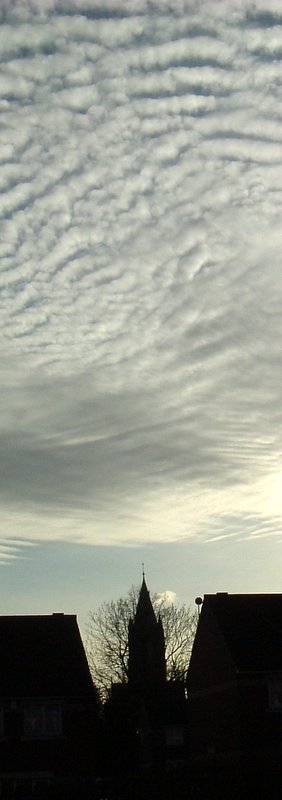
[85,586,197,698]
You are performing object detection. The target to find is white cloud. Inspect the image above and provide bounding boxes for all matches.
[0,0,282,560]
[155,590,177,605]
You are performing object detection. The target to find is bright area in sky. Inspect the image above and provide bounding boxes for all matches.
[0,0,282,616]
[155,591,177,605]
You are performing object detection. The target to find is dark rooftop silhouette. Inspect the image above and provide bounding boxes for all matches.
[0,614,94,696]
[202,593,282,671]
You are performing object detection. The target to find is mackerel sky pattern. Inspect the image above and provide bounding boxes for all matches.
[0,0,281,562]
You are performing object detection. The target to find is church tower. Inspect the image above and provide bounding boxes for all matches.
[128,576,166,690]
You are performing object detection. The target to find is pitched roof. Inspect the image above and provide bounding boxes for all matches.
[0,614,94,697]
[204,593,282,672]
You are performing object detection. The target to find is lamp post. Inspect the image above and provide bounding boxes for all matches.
[195,596,203,620]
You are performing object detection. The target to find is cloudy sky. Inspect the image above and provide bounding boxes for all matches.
[0,0,282,628]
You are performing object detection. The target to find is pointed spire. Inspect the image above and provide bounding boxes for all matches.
[135,574,155,623]
[128,575,166,688]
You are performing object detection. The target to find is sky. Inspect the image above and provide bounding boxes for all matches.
[0,0,282,631]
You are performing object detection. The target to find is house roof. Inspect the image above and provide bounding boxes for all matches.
[203,593,282,672]
[0,614,95,697]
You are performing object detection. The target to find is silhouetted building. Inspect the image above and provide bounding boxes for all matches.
[104,577,187,800]
[128,576,166,689]
[187,593,282,799]
[0,613,100,799]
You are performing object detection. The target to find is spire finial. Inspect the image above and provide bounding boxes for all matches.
[142,562,145,579]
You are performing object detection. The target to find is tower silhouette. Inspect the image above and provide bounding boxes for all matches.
[128,576,166,690]
[104,576,187,798]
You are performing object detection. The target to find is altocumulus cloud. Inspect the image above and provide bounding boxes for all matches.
[0,0,282,559]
